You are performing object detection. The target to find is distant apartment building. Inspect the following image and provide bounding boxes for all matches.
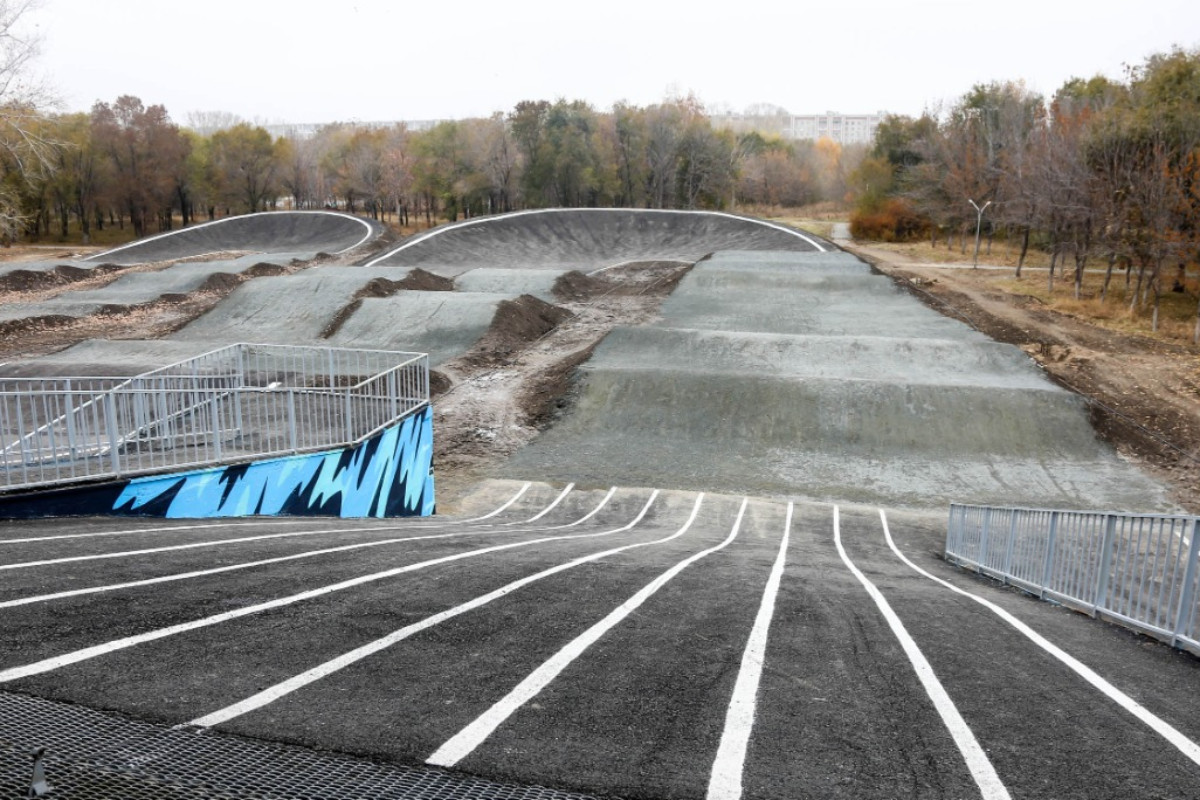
[710,110,887,146]
[785,112,886,145]
[261,119,443,139]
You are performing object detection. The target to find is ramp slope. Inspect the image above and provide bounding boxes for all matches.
[504,251,1168,510]
[84,211,381,266]
[368,209,823,270]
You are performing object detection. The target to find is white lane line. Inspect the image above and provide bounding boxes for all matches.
[0,492,662,684]
[466,482,531,521]
[707,502,792,800]
[548,486,616,528]
[0,482,533,547]
[0,527,528,610]
[189,493,704,728]
[833,507,1010,800]
[0,527,395,571]
[0,520,298,545]
[880,509,1200,769]
[427,497,750,768]
[521,484,574,523]
[1,487,623,607]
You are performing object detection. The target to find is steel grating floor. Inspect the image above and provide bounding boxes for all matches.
[0,691,604,799]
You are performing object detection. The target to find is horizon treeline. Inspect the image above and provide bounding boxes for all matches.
[851,46,1200,331]
[1,93,857,244]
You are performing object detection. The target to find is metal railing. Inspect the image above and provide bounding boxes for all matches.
[0,343,429,492]
[946,504,1200,656]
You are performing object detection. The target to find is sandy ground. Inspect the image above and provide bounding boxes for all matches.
[840,239,1200,512]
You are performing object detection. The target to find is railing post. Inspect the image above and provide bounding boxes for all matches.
[945,504,961,562]
[979,507,993,570]
[64,380,78,461]
[1002,510,1019,583]
[287,389,298,452]
[1171,518,1200,648]
[1041,511,1060,598]
[1094,514,1118,614]
[104,392,121,475]
[209,380,223,461]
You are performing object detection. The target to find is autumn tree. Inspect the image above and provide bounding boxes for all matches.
[206,123,281,214]
[91,96,189,236]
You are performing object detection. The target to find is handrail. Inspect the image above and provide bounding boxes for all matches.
[946,503,1200,656]
[0,343,429,493]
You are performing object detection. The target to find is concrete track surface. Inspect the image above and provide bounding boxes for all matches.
[366,209,824,271]
[506,250,1167,510]
[0,485,1197,799]
[83,211,383,265]
[1,208,1195,799]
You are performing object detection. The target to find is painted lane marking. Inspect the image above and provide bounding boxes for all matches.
[189,493,703,727]
[0,519,298,545]
[0,482,533,546]
[0,527,408,571]
[880,509,1200,768]
[833,507,1010,800]
[464,482,531,521]
[1,487,623,607]
[520,484,575,523]
[0,528,535,610]
[365,209,825,267]
[0,492,662,684]
[706,502,792,800]
[427,497,750,768]
[547,486,616,528]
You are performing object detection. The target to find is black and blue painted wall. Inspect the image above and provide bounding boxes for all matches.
[0,407,435,519]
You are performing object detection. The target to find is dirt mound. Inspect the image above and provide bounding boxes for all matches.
[397,268,454,292]
[552,261,693,302]
[198,272,241,292]
[244,262,289,278]
[0,314,77,337]
[552,271,608,301]
[0,263,120,293]
[466,294,573,367]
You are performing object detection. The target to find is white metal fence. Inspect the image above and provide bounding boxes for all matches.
[0,343,429,492]
[945,504,1200,656]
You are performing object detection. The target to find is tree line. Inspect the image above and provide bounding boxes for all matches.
[850,47,1200,333]
[0,92,855,244]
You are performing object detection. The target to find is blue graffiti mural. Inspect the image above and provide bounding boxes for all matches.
[0,407,434,519]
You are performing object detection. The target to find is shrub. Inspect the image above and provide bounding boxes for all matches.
[849,199,930,242]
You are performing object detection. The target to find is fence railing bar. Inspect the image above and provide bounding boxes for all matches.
[948,502,1200,657]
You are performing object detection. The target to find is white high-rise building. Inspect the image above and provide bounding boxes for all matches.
[784,112,887,145]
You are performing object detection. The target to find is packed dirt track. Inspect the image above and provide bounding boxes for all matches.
[1,208,1197,800]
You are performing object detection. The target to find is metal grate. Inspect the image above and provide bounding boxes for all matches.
[0,691,605,800]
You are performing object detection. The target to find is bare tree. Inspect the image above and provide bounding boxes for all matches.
[0,0,56,240]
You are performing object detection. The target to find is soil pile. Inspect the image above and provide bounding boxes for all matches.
[466,294,573,367]
[553,261,692,302]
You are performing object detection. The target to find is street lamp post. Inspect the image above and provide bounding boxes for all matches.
[968,199,992,269]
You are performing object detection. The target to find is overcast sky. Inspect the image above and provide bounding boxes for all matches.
[29,0,1200,126]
